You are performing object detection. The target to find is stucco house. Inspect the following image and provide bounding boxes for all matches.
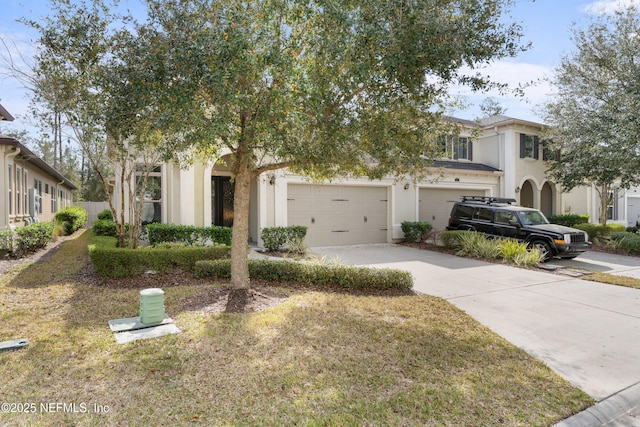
[0,104,77,229]
[114,114,616,247]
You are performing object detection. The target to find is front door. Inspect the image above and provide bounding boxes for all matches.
[212,176,234,227]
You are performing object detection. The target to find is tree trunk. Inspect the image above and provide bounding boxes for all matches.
[599,184,609,226]
[229,157,251,290]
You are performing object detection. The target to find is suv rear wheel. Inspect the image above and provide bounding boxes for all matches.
[531,240,552,262]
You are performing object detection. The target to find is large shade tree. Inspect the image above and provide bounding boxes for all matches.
[29,0,528,296]
[542,6,640,225]
[130,0,528,293]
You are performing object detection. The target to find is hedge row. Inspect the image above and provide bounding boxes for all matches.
[261,226,307,251]
[194,259,413,291]
[89,236,231,277]
[547,214,589,227]
[574,223,625,240]
[146,223,233,246]
[92,219,121,237]
[0,222,56,257]
[54,206,88,235]
[97,209,113,221]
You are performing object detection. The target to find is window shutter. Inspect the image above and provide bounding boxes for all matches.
[519,134,525,158]
[468,141,473,161]
[533,136,539,160]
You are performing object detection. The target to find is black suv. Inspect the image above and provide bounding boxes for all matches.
[446,196,592,261]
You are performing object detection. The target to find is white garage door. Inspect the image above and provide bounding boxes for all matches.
[288,184,388,246]
[419,188,486,231]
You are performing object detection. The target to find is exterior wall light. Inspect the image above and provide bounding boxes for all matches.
[404,183,410,190]
[269,175,276,185]
[515,186,521,193]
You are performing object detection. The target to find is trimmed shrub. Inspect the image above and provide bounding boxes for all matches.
[55,206,88,235]
[89,236,231,277]
[97,209,113,221]
[439,230,469,250]
[146,223,232,246]
[92,219,118,237]
[0,229,13,256]
[261,226,308,252]
[195,259,413,291]
[401,221,433,243]
[14,222,55,256]
[575,223,625,241]
[610,231,640,255]
[547,214,589,227]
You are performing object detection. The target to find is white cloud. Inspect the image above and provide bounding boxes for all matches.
[585,0,640,15]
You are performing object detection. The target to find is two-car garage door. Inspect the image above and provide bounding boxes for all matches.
[288,184,388,247]
[419,188,486,231]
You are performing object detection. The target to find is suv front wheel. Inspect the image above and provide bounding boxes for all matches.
[531,240,552,262]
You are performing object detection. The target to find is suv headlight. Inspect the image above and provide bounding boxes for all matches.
[563,233,571,244]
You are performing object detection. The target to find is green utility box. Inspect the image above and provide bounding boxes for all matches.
[140,288,165,324]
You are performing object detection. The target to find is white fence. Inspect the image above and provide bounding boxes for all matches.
[76,202,110,226]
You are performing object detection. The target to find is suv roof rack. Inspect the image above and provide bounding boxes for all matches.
[460,196,517,205]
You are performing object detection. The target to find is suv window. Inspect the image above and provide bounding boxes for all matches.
[518,210,548,225]
[495,210,516,224]
[452,205,474,219]
[475,207,492,221]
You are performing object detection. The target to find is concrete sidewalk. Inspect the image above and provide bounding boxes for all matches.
[310,244,640,425]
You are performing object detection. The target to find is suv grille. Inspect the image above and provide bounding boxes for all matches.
[569,233,586,243]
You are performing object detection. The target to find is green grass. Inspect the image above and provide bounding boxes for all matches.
[0,230,593,426]
[583,271,640,289]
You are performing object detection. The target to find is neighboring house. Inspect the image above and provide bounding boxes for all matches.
[114,114,603,247]
[0,104,77,229]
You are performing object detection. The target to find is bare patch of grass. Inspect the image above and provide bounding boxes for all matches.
[0,230,593,426]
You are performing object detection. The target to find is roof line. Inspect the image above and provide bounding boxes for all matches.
[0,137,77,190]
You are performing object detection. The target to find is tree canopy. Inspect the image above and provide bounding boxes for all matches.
[542,6,640,224]
[28,0,528,289]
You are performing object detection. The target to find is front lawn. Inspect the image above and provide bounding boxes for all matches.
[0,230,592,426]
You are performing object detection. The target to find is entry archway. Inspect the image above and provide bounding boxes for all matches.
[520,180,534,208]
[541,182,554,217]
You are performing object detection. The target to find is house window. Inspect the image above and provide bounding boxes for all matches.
[38,180,43,214]
[520,134,539,159]
[16,167,21,214]
[45,183,49,194]
[437,135,473,160]
[136,165,162,224]
[33,178,42,216]
[23,170,28,217]
[51,185,57,213]
[541,140,557,161]
[8,165,12,216]
[607,188,619,221]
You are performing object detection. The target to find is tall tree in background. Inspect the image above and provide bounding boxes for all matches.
[478,97,508,118]
[130,0,527,295]
[25,0,176,247]
[542,6,640,225]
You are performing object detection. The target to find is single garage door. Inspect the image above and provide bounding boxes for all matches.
[288,184,388,246]
[419,188,486,231]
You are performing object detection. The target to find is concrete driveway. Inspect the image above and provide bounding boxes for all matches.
[310,244,640,425]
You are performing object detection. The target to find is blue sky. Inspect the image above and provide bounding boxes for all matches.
[1,0,638,135]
